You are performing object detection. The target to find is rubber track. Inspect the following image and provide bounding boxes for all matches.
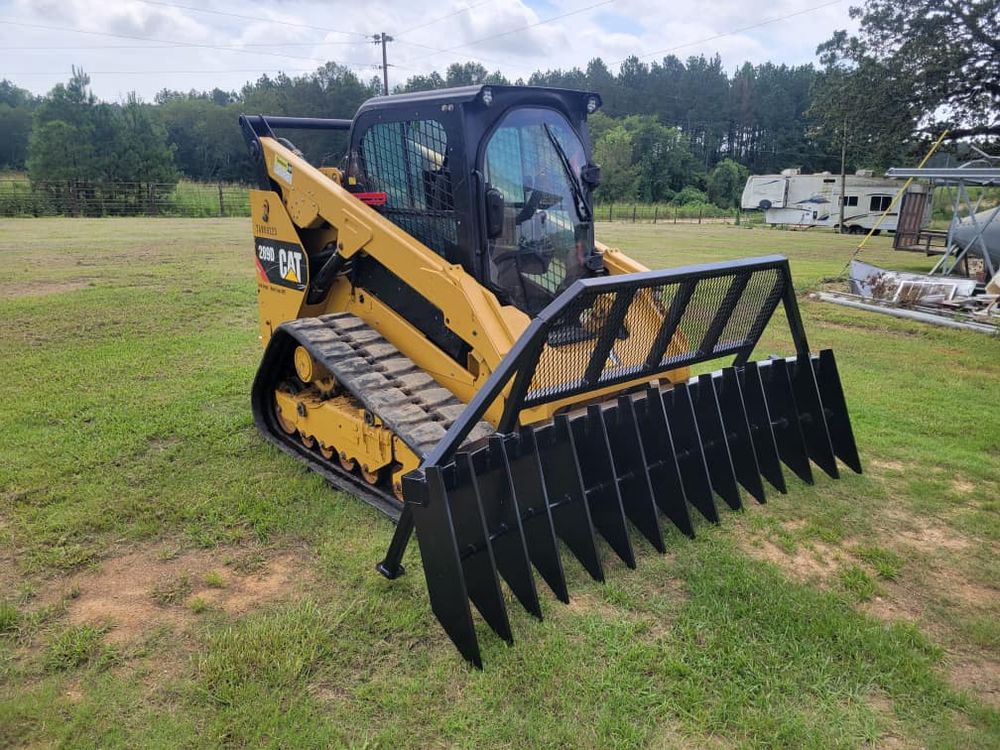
[251,313,494,519]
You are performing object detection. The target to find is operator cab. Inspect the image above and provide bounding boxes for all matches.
[344,85,604,315]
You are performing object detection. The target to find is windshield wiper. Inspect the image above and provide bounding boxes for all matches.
[543,123,592,223]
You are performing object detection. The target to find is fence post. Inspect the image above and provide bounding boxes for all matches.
[147,184,155,216]
[608,203,613,222]
[698,207,703,224]
[632,204,636,223]
[653,205,658,224]
[735,209,740,226]
[673,207,677,224]
[218,183,225,216]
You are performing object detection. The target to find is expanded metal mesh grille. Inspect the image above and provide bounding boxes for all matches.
[359,119,458,260]
[524,266,788,406]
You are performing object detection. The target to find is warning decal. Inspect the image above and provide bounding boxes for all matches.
[274,154,293,185]
[255,238,308,291]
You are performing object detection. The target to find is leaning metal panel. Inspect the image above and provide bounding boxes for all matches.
[404,350,861,667]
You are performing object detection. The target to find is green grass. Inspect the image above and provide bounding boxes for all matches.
[0,218,997,748]
[44,624,115,672]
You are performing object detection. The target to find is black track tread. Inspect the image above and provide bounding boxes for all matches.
[283,313,494,457]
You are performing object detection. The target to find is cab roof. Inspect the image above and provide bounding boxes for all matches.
[355,84,602,117]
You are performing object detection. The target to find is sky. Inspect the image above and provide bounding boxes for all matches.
[0,0,858,102]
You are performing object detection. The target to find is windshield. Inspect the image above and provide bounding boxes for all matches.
[484,107,594,315]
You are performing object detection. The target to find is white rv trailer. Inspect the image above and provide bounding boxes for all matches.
[740,169,931,234]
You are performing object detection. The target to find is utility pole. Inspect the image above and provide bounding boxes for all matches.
[373,32,393,96]
[839,119,847,234]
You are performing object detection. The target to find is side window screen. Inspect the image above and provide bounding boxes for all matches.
[840,195,858,207]
[870,195,891,212]
[359,119,457,260]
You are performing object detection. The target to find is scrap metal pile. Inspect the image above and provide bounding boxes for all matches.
[816,260,999,335]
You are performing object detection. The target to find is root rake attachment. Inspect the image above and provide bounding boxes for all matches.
[377,255,861,667]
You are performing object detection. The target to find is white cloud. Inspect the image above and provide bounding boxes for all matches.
[1,0,858,99]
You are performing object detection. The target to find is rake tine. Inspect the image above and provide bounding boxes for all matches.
[406,467,482,668]
[759,358,814,485]
[789,354,839,479]
[812,350,862,474]
[635,386,696,538]
[501,430,569,603]
[534,417,605,582]
[449,455,513,644]
[570,406,636,568]
[690,374,743,511]
[603,396,666,553]
[471,438,543,620]
[659,384,719,523]
[713,368,767,504]
[737,361,787,494]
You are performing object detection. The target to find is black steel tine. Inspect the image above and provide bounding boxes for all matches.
[406,467,482,668]
[659,384,720,523]
[789,355,839,479]
[713,368,767,504]
[603,397,666,553]
[635,386,696,538]
[501,431,569,603]
[534,418,605,582]
[812,350,862,474]
[570,406,637,568]
[448,455,513,644]
[737,361,787,494]
[758,358,814,485]
[690,374,743,511]
[472,437,543,620]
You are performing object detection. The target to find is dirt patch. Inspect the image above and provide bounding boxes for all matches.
[188,554,301,614]
[744,539,843,583]
[865,692,918,750]
[948,655,1000,709]
[56,544,307,644]
[566,592,620,619]
[951,479,975,495]
[861,586,923,625]
[0,279,92,299]
[892,515,970,553]
[944,578,996,609]
[869,459,905,472]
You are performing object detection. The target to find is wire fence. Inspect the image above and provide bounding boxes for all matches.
[0,180,252,218]
[0,179,762,226]
[594,202,759,226]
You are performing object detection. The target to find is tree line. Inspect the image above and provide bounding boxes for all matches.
[1,0,994,214]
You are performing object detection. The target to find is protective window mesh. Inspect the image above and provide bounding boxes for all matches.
[359,119,458,260]
[524,266,788,406]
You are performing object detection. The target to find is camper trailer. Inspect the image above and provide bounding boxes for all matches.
[741,169,931,234]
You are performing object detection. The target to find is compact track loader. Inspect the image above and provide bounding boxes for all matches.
[240,85,861,667]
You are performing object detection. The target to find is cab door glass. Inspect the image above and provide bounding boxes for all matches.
[483,107,593,315]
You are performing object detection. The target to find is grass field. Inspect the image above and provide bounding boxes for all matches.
[1,218,997,748]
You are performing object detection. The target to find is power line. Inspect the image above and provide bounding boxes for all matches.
[0,19,376,68]
[9,68,318,76]
[608,0,842,65]
[126,0,370,38]
[2,40,373,52]
[394,0,495,38]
